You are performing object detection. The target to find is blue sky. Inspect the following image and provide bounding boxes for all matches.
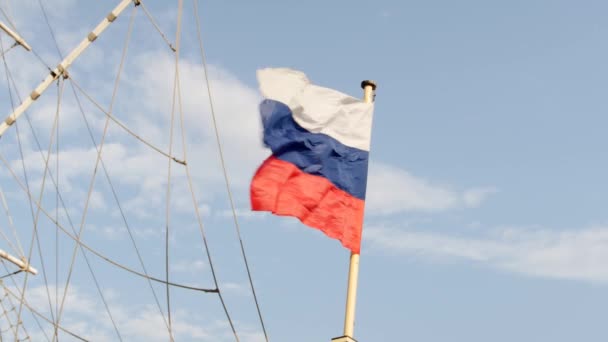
[0,0,607,341]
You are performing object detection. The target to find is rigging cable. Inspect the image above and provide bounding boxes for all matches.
[0,7,15,29]
[0,265,19,341]
[0,56,126,342]
[0,26,123,342]
[163,0,184,338]
[1,283,88,341]
[0,43,16,59]
[19,77,63,341]
[0,185,24,257]
[192,1,269,340]
[0,0,219,308]
[36,0,62,58]
[0,32,57,339]
[34,1,175,339]
[171,14,241,342]
[0,6,51,70]
[0,173,24,258]
[54,59,59,342]
[0,6,122,338]
[53,7,158,339]
[66,75,203,299]
[33,3,65,333]
[137,1,175,52]
[0,270,22,280]
[33,3,125,341]
[131,1,244,338]
[0,270,28,341]
[43,80,68,340]
[0,258,50,341]
[0,150,218,293]
[0,2,243,340]
[68,78,185,165]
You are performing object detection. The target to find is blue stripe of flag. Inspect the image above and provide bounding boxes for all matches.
[259,99,369,200]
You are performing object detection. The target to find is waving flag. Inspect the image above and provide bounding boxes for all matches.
[250,68,374,253]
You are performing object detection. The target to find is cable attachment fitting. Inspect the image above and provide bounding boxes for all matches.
[51,64,69,80]
[4,115,16,126]
[19,257,29,272]
[173,157,187,166]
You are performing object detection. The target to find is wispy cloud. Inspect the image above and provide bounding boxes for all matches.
[5,51,264,218]
[463,187,498,208]
[172,259,206,274]
[365,225,608,283]
[18,284,263,342]
[217,208,264,220]
[366,162,496,215]
[379,10,391,18]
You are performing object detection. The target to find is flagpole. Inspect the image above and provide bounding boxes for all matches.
[332,79,376,342]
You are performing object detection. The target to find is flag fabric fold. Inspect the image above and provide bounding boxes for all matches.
[250,68,374,253]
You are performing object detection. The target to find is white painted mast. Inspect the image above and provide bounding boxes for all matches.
[332,80,376,342]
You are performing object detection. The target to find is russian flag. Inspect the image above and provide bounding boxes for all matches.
[250,68,374,253]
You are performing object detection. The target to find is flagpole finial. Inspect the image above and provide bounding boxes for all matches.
[361,80,376,103]
[360,80,376,90]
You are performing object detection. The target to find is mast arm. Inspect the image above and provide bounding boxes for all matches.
[0,248,37,275]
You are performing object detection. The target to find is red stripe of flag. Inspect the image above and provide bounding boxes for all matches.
[251,156,365,253]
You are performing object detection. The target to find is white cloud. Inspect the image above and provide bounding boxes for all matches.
[127,51,268,187]
[366,162,496,214]
[463,187,498,208]
[2,41,495,226]
[172,259,206,274]
[0,4,274,342]
[365,225,608,283]
[0,5,503,340]
[118,307,215,341]
[13,284,263,342]
[89,223,125,240]
[89,190,107,210]
[221,282,248,296]
[198,204,211,217]
[217,208,263,220]
[5,49,266,215]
